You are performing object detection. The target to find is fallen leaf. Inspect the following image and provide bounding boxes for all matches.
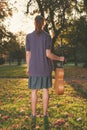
[12,124,20,128]
[77,117,82,121]
[0,101,2,105]
[54,118,65,126]
[2,115,9,120]
[20,109,25,113]
[25,115,29,119]
[3,128,6,130]
[68,113,74,118]
[36,125,40,129]
[64,122,69,127]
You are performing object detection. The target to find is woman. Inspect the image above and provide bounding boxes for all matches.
[25,15,64,117]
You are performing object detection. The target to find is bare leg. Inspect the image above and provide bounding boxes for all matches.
[31,89,38,116]
[42,88,49,116]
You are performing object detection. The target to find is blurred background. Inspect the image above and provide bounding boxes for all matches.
[0,0,87,67]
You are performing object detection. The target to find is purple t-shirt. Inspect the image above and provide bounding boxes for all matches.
[25,30,52,76]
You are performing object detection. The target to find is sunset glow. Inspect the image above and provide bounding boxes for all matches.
[9,13,34,34]
[5,0,35,34]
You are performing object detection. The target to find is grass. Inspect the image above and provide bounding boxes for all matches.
[0,64,87,79]
[0,64,87,129]
[0,64,27,78]
[0,79,87,130]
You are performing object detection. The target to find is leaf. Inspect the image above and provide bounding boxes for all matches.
[3,128,6,130]
[2,115,9,120]
[25,115,29,119]
[20,109,25,113]
[54,118,65,126]
[76,117,82,121]
[36,125,40,129]
[68,113,74,118]
[0,101,3,105]
[64,122,69,127]
[11,124,20,129]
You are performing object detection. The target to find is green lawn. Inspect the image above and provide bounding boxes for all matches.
[0,64,87,79]
[0,79,87,130]
[0,64,27,78]
[0,64,87,129]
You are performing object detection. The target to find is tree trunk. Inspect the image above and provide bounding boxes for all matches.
[73,48,78,66]
[17,59,21,66]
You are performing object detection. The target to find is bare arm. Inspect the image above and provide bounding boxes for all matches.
[46,49,64,61]
[26,51,31,74]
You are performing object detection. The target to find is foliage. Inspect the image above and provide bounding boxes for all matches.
[0,30,25,65]
[0,0,12,19]
[7,33,25,65]
[26,0,87,67]
[0,0,13,40]
[0,0,13,59]
[0,0,26,66]
[0,28,12,56]
[0,1,25,65]
[63,16,87,66]
[26,0,86,50]
[75,17,87,67]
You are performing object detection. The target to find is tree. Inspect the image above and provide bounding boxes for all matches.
[26,0,86,52]
[76,17,87,67]
[0,0,13,62]
[0,0,12,19]
[62,16,87,66]
[6,32,25,65]
[26,0,87,68]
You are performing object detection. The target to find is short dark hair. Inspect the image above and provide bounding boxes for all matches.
[35,15,44,23]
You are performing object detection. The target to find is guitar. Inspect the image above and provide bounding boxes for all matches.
[54,38,64,95]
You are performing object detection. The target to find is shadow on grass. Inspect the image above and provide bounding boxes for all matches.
[69,81,87,99]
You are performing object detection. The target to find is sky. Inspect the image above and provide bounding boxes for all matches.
[5,0,83,34]
[5,0,36,34]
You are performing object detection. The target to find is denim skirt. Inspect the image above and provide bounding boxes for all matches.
[28,76,52,89]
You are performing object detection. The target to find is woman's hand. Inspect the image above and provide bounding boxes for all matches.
[59,56,64,62]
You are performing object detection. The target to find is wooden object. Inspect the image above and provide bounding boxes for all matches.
[54,68,64,95]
